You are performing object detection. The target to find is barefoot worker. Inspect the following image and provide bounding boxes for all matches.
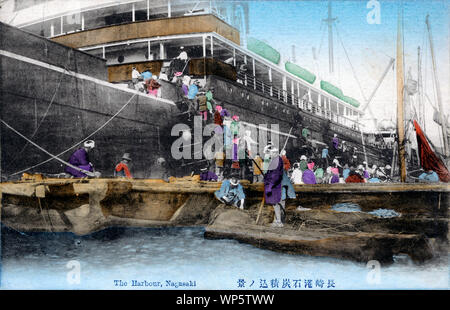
[214,173,245,209]
[263,146,286,227]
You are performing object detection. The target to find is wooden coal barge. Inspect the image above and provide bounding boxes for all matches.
[0,177,448,265]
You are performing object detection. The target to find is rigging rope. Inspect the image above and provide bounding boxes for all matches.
[5,92,137,177]
[334,22,378,124]
[333,22,376,165]
[334,22,368,102]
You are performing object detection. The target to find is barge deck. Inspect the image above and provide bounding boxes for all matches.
[1,178,448,264]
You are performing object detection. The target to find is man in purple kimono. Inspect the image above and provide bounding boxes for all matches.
[264,147,286,227]
[302,162,317,184]
[332,134,339,150]
[65,140,95,178]
[200,168,218,181]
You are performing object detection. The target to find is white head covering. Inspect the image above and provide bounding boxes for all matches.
[230,176,239,186]
[157,157,166,165]
[332,158,341,167]
[178,51,188,60]
[263,143,273,154]
[182,75,191,86]
[270,147,279,154]
[84,140,95,149]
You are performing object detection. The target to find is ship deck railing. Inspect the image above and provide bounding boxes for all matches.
[236,71,362,131]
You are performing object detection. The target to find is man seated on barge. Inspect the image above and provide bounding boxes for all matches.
[65,140,98,178]
[214,174,245,210]
[114,153,133,179]
[200,167,218,182]
[345,167,365,183]
[418,169,439,183]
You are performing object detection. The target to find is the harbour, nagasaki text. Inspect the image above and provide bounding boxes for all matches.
[113,279,196,288]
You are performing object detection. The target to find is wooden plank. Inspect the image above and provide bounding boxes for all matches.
[35,185,46,198]
[0,183,37,197]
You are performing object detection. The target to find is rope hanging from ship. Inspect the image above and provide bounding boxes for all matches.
[5,55,72,170]
[0,119,96,177]
[3,92,138,178]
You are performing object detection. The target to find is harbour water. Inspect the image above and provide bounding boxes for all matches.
[0,225,448,290]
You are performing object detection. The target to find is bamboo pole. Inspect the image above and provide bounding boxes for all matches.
[255,196,265,225]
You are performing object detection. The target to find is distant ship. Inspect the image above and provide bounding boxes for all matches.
[0,0,395,180]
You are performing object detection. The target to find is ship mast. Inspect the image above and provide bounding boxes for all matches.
[426,14,449,157]
[324,0,336,74]
[417,46,425,131]
[396,5,407,182]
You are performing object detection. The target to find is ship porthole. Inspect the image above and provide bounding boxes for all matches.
[118,55,124,63]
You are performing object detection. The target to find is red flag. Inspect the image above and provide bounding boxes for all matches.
[413,120,450,182]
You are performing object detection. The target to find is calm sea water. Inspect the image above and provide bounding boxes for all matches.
[0,225,448,290]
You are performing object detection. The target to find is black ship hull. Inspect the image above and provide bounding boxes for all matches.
[1,22,391,180]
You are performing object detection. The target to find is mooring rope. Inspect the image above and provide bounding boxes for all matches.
[5,92,137,177]
[0,119,95,177]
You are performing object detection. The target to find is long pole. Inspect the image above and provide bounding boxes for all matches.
[282,127,293,152]
[245,148,266,225]
[328,0,334,74]
[417,46,425,130]
[360,58,395,113]
[426,14,449,157]
[396,6,407,182]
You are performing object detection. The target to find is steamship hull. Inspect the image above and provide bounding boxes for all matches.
[0,19,391,181]
[0,22,179,179]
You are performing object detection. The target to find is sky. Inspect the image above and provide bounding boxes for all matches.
[245,0,449,148]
